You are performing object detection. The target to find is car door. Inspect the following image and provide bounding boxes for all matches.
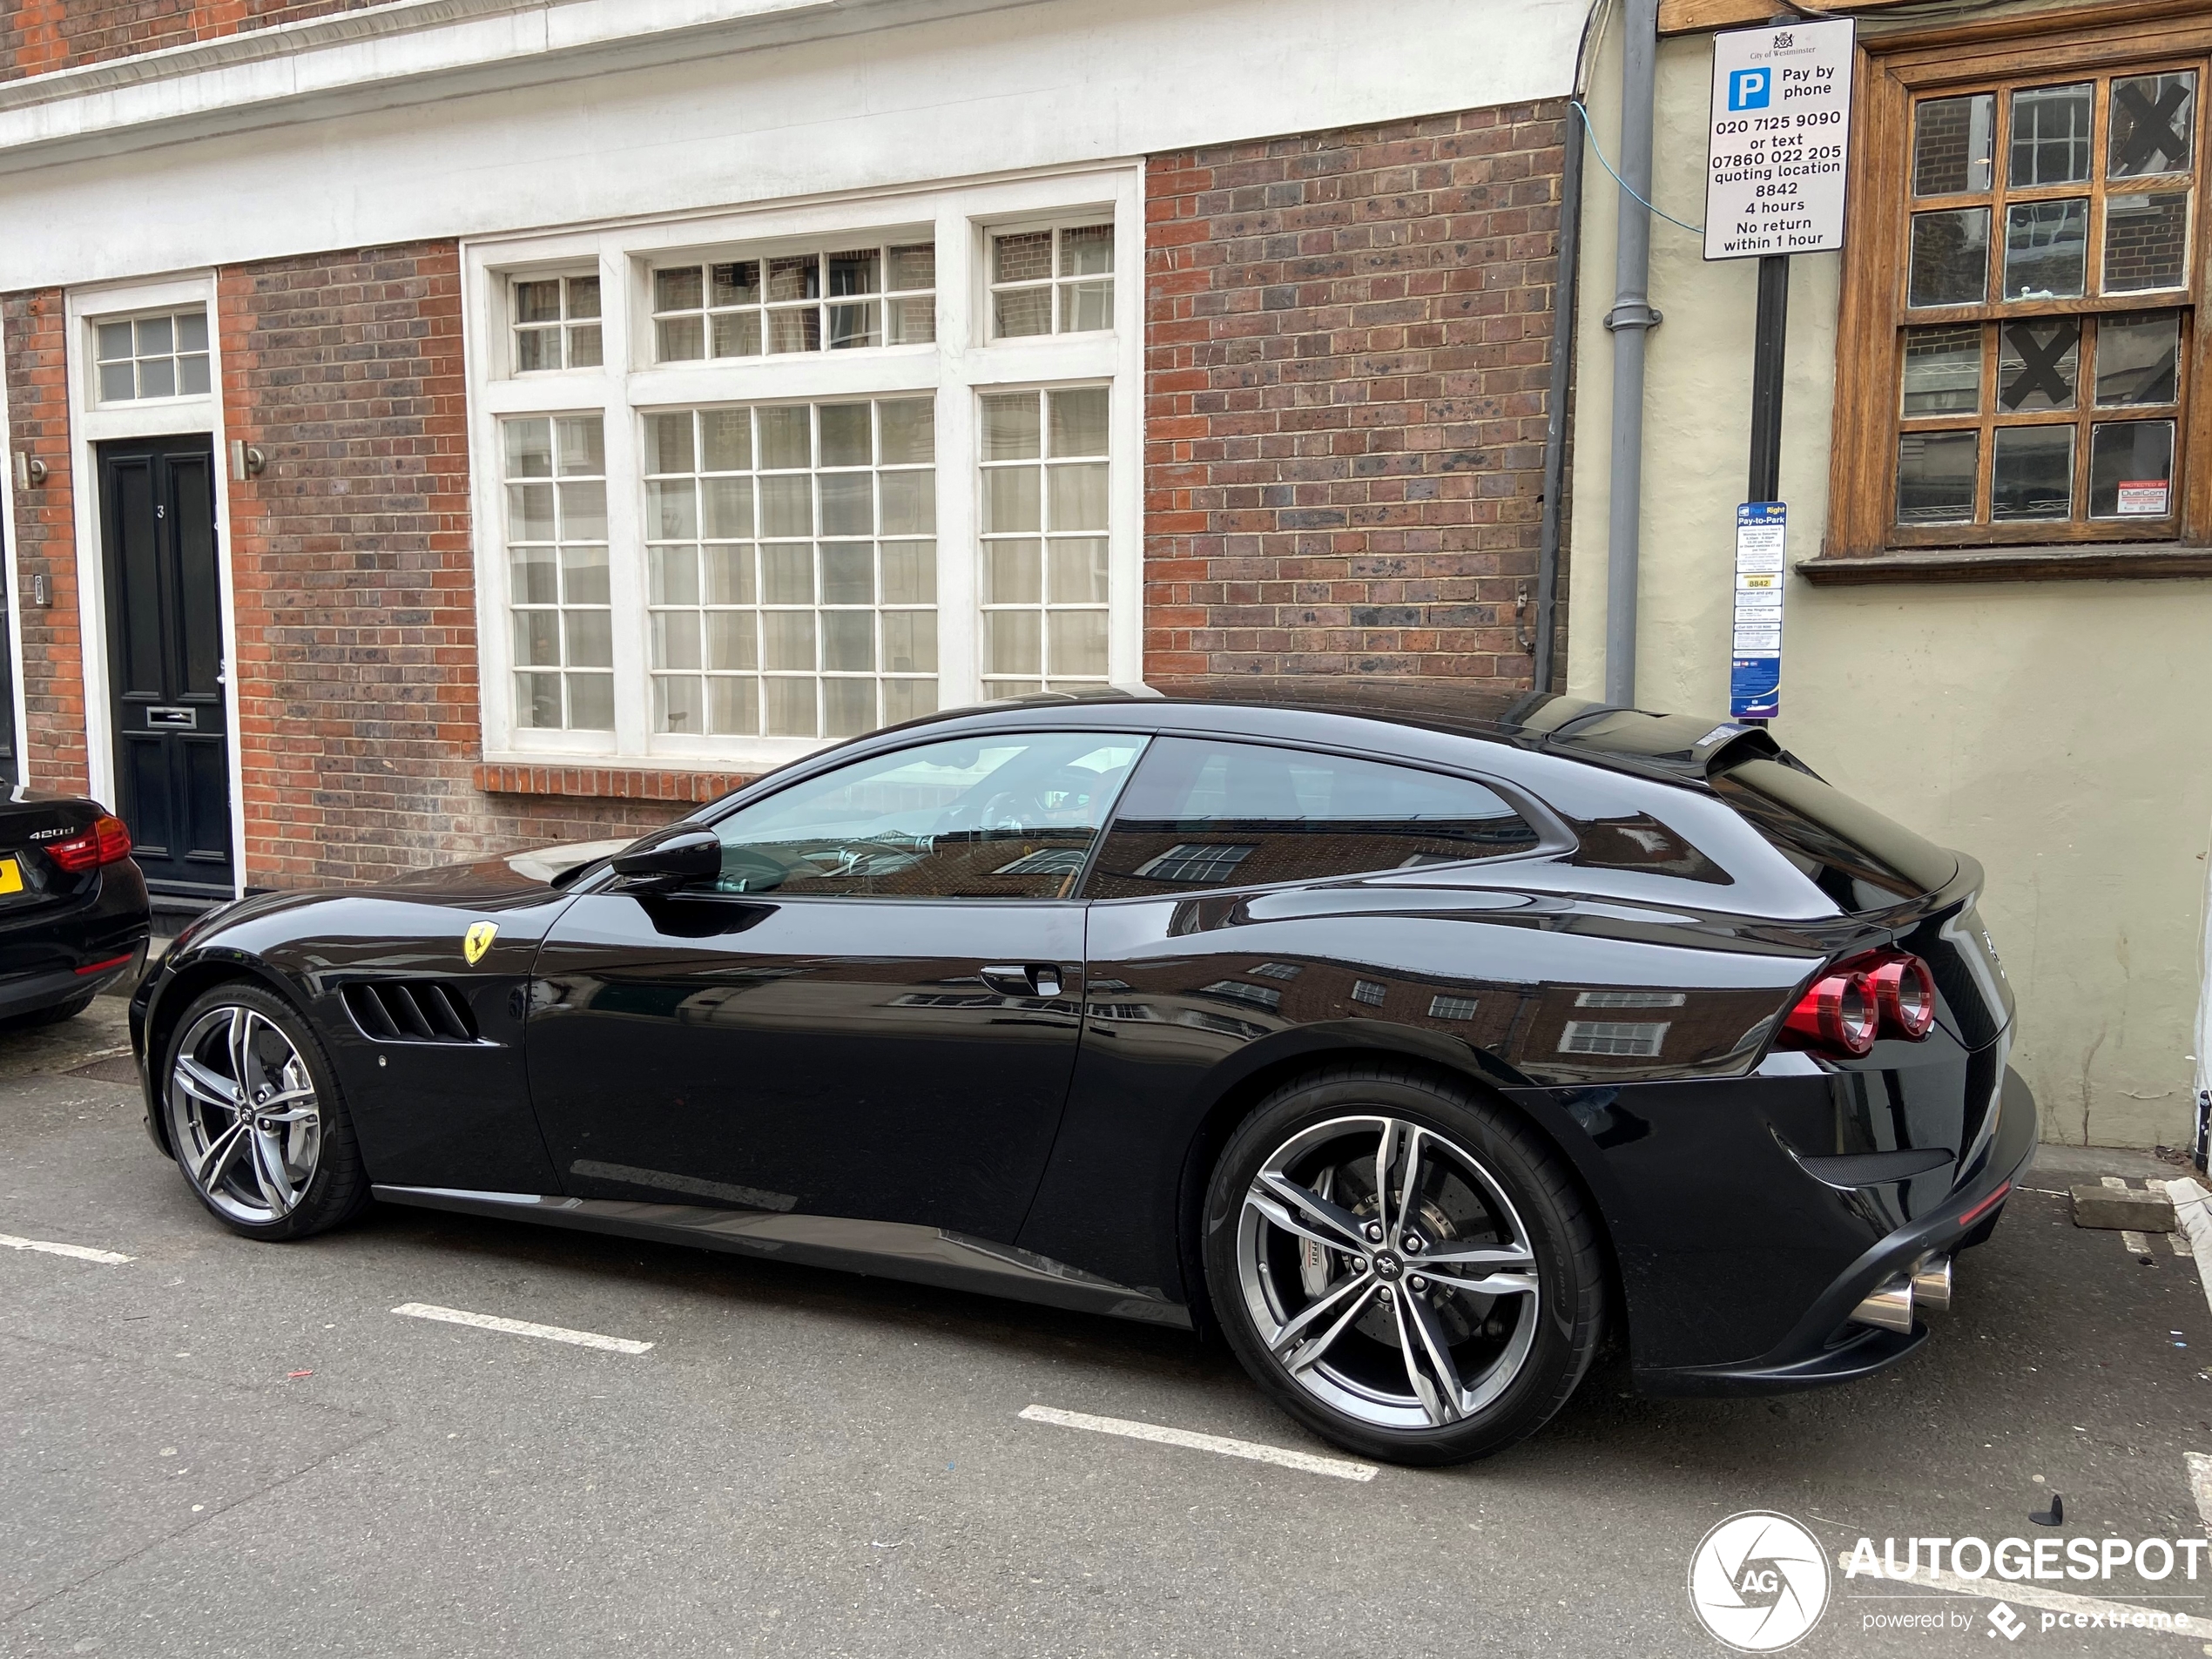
[1015,734,1549,1295]
[527,728,1146,1240]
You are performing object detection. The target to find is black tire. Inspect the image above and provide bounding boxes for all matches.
[159,981,370,1242]
[1203,1063,1606,1466]
[8,991,96,1029]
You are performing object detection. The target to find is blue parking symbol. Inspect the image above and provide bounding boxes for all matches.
[1729,67,1770,111]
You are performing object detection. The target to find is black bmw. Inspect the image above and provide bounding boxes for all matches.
[131,687,2031,1465]
[0,792,150,1026]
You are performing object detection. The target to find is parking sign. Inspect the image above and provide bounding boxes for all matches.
[1728,67,1770,111]
[1705,20,1855,260]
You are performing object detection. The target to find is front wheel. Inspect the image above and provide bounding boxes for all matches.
[162,982,369,1241]
[1204,1066,1606,1466]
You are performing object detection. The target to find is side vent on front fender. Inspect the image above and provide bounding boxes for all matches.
[343,981,481,1044]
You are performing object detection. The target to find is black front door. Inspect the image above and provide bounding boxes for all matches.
[98,437,233,896]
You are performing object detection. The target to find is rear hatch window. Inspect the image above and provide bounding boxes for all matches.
[1710,758,1958,913]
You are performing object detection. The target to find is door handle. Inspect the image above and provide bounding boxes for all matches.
[981,963,1063,998]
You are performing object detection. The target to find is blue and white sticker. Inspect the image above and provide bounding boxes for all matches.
[1730,502,1785,722]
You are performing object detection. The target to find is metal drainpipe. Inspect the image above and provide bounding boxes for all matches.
[1602,0,1662,707]
[1531,98,1584,698]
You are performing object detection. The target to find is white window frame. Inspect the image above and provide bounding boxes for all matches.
[462,165,1143,774]
[983,214,1120,341]
[88,305,214,407]
[506,270,604,378]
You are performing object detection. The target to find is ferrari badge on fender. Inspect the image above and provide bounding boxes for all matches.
[463,921,498,965]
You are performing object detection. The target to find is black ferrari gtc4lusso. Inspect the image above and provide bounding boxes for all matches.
[132,686,2029,1465]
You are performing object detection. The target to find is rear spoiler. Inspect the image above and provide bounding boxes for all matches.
[1522,703,1797,786]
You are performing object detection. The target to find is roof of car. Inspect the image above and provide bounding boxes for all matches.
[930,681,1784,785]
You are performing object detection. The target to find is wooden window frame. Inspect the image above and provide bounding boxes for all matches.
[1828,4,2212,572]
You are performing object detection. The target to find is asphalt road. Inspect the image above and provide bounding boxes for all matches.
[3,995,2209,1658]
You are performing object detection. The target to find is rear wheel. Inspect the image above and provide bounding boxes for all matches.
[1204,1066,1606,1466]
[162,982,368,1241]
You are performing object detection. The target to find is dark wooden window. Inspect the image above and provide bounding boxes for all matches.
[1830,9,2212,563]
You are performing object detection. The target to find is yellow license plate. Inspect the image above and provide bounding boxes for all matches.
[0,859,22,895]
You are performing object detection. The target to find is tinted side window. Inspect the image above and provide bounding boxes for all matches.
[708,732,1144,898]
[1083,738,1539,899]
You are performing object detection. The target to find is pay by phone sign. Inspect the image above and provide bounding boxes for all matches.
[1705,19,1856,260]
[1730,502,1786,721]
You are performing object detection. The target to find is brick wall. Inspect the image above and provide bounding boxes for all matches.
[1,287,91,793]
[219,242,678,887]
[1145,103,1568,690]
[0,1,374,79]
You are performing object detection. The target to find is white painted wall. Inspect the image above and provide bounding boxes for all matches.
[1570,23,2212,1150]
[0,0,1585,291]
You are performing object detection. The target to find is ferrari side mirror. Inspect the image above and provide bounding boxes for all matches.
[610,826,723,892]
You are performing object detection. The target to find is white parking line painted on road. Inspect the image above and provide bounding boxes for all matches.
[0,1231,131,1264]
[2167,1180,2212,1316]
[1019,1404,1378,1481]
[391,1303,652,1354]
[2123,1230,2154,1254]
[1839,1554,2202,1638]
[2187,1453,2212,1537]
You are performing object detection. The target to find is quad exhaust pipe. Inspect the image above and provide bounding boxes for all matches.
[1850,1253,1953,1333]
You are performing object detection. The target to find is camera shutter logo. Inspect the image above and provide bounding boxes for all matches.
[1688,1511,1831,1650]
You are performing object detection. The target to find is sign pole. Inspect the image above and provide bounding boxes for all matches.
[1747,252,1789,505]
[1705,17,1855,727]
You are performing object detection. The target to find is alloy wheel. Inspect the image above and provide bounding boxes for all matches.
[167,1004,323,1226]
[1235,1114,1542,1432]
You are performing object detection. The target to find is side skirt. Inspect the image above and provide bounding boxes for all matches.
[371,1184,1193,1331]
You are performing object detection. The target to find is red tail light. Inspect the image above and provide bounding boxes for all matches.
[1865,951,1938,1040]
[1783,969,1878,1057]
[45,814,133,873]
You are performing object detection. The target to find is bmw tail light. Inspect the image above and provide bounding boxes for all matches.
[1783,969,1878,1057]
[1865,952,1937,1041]
[46,814,133,873]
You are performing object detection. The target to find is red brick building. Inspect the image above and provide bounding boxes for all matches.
[0,0,1581,904]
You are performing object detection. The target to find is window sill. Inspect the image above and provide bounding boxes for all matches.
[472,762,753,803]
[1795,544,2212,585]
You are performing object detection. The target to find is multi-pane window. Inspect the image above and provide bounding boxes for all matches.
[651,243,935,363]
[642,398,938,738]
[502,415,613,731]
[475,184,1135,763]
[512,275,602,373]
[978,387,1109,696]
[1890,64,2200,538]
[989,222,1114,338]
[94,311,210,402]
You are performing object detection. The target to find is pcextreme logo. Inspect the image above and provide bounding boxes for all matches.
[1689,1511,1832,1651]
